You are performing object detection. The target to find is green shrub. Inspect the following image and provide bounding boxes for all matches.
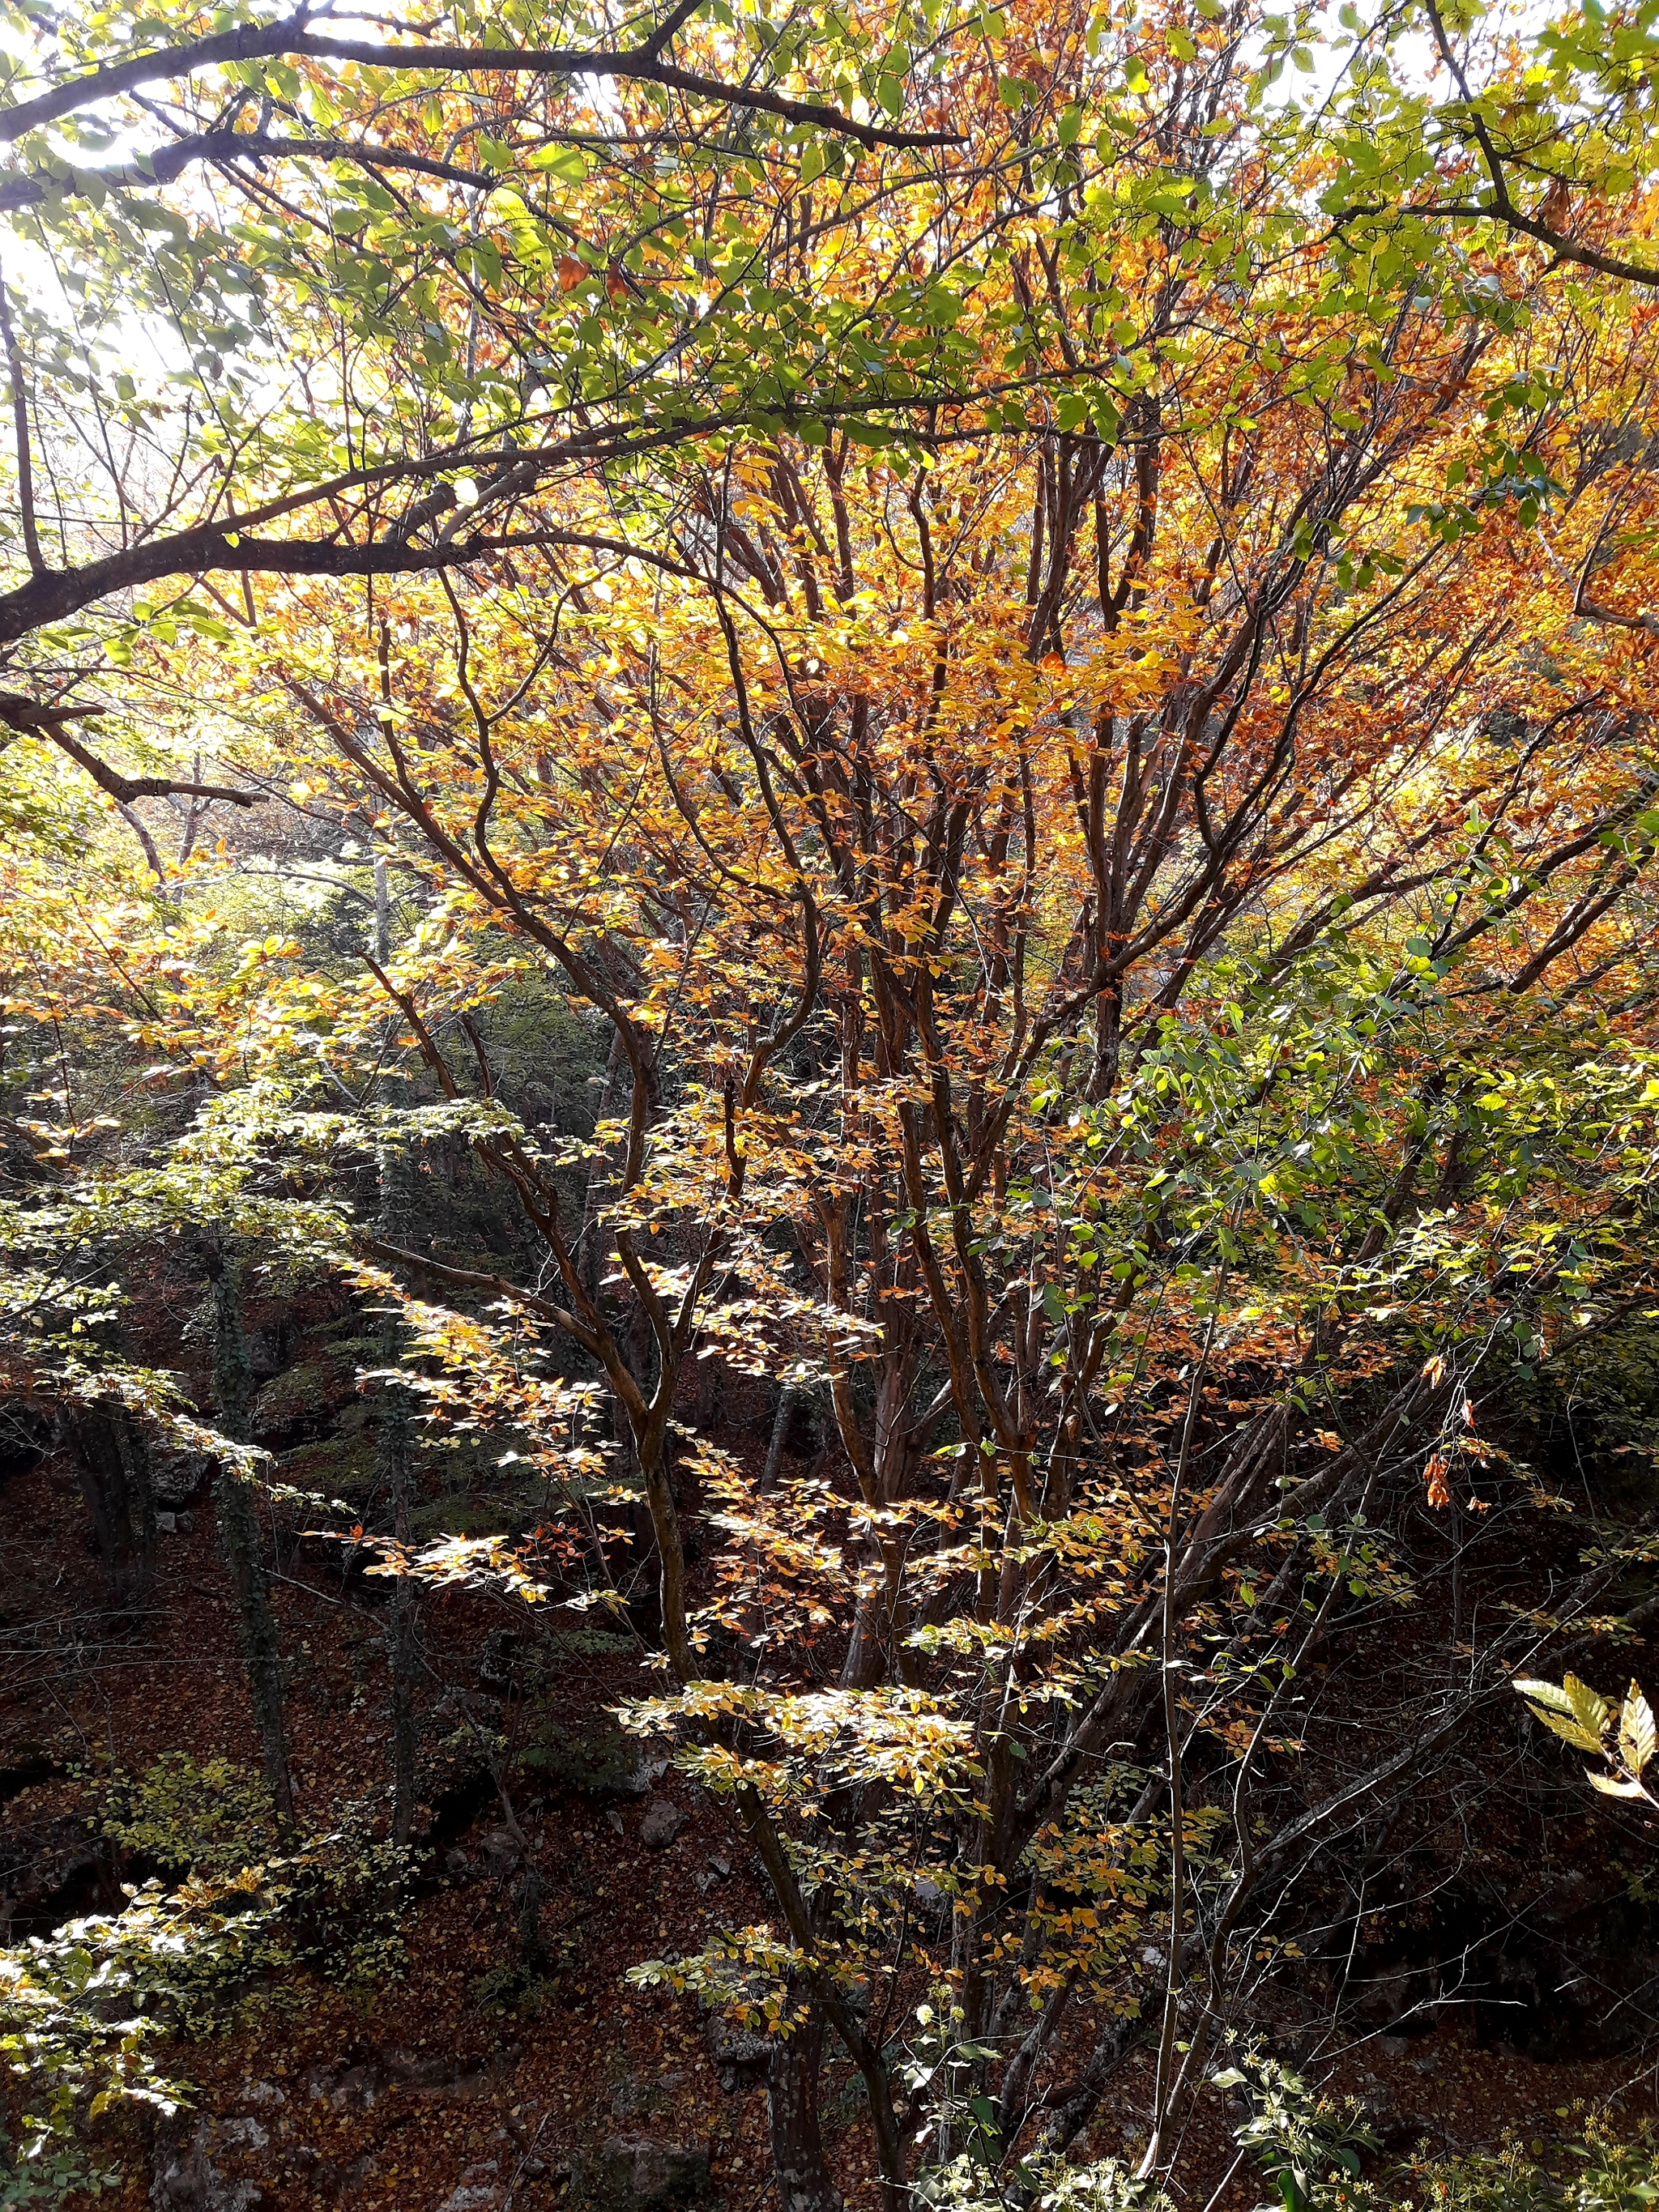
[0,1881,268,2184]
[517,1711,641,1794]
[101,1753,275,1881]
[270,1805,419,1984]
[1398,2126,1659,2212]
[100,1761,417,1999]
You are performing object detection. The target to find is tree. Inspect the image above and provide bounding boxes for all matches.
[6,0,1659,2201]
[205,1230,297,1832]
[159,182,1659,2193]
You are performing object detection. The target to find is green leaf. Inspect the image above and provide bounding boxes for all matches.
[530,146,588,181]
[1565,1672,1613,1740]
[1516,1674,1610,1754]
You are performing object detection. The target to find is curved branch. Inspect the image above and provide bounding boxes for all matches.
[0,698,262,806]
[0,17,960,153]
[0,129,503,212]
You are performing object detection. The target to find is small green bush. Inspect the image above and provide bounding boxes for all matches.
[100,1759,416,1997]
[271,1805,418,1984]
[1397,2125,1659,2212]
[518,1711,641,1794]
[101,1753,275,1882]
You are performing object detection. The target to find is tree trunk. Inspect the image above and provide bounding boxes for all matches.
[126,1415,157,1605]
[205,1236,295,1830]
[582,1025,625,1310]
[767,2003,840,2212]
[374,858,420,1848]
[382,1403,419,1846]
[762,1384,799,1493]
[215,1468,296,1829]
[66,1403,154,1613]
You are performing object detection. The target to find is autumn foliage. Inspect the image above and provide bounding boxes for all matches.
[6,0,1659,2198]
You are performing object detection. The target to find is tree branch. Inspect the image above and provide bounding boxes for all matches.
[0,699,262,807]
[0,19,960,152]
[0,129,504,212]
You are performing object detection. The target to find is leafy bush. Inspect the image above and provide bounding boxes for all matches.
[1397,2127,1659,2212]
[270,1805,419,1984]
[100,1759,417,1994]
[101,1753,275,1881]
[0,1881,268,2184]
[913,2152,1171,2212]
[1215,2048,1378,2212]
[1219,2050,1659,2212]
[517,1711,642,1795]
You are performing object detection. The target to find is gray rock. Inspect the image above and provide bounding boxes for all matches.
[695,1854,732,1895]
[151,1449,209,1507]
[480,1826,523,1874]
[588,2137,714,2212]
[641,1796,688,1850]
[292,2146,378,2195]
[440,2161,502,2212]
[151,2122,264,2212]
[705,2012,773,2093]
[211,2119,268,2153]
[244,1328,285,1380]
[303,2061,382,2111]
[913,1875,950,1928]
[298,2047,511,2114]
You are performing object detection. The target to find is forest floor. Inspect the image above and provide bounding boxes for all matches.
[4,1370,1659,2211]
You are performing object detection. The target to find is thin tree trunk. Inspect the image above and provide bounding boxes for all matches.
[125,1414,157,1606]
[379,1295,420,1846]
[206,1236,295,1831]
[762,1384,799,1493]
[582,1024,625,1311]
[215,1469,296,1831]
[373,855,420,1847]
